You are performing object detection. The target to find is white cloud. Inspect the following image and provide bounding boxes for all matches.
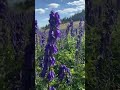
[57,0,85,14]
[35,8,45,14]
[67,0,85,6]
[67,0,85,11]
[48,3,60,8]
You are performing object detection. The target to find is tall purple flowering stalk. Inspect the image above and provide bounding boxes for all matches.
[75,18,84,65]
[40,10,71,90]
[40,10,61,90]
[66,19,73,36]
[78,17,85,46]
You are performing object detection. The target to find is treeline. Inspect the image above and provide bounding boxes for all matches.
[62,9,85,23]
[41,9,85,30]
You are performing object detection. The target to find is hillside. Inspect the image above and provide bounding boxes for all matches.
[41,21,79,31]
[60,21,80,30]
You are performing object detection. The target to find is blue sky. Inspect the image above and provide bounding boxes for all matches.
[35,0,85,28]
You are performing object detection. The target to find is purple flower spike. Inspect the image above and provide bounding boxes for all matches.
[47,71,55,81]
[40,11,62,88]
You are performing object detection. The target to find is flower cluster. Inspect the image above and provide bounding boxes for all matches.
[47,70,55,81]
[58,65,71,84]
[40,10,61,90]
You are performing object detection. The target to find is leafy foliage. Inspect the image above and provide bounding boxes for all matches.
[35,32,85,90]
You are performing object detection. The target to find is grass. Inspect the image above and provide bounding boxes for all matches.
[41,21,80,31]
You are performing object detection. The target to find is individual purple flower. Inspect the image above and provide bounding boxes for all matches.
[50,44,58,54]
[47,71,55,81]
[54,29,61,38]
[48,30,56,43]
[49,56,55,66]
